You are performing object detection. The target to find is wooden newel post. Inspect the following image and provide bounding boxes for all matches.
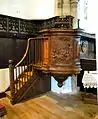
[9,60,15,98]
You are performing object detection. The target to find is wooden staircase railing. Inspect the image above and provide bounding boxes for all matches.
[8,37,51,104]
[8,38,35,104]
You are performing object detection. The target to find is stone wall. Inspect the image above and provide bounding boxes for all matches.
[54,0,78,28]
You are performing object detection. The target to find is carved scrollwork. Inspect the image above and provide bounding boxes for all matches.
[20,20,36,34]
[0,14,73,34]
[9,18,19,33]
[0,16,7,31]
[40,15,73,30]
[0,14,38,34]
[20,20,29,33]
[51,37,73,65]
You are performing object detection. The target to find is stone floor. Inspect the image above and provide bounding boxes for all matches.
[46,92,98,119]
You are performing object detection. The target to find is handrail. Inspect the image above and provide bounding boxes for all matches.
[15,37,49,68]
[15,38,32,68]
[9,36,50,104]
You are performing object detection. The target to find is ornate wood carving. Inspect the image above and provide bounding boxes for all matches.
[51,36,73,65]
[0,16,7,31]
[0,14,74,34]
[9,18,19,33]
[0,14,96,40]
[0,14,39,34]
[41,16,73,30]
[33,29,83,87]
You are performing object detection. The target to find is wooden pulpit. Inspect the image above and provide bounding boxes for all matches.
[33,16,81,87]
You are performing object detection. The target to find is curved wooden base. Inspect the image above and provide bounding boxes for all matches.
[52,73,71,88]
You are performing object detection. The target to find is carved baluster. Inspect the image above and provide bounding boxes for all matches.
[28,40,31,71]
[26,52,29,81]
[23,61,26,83]
[18,66,21,89]
[15,67,18,92]
[21,65,24,85]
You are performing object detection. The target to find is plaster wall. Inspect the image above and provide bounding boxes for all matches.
[0,0,55,19]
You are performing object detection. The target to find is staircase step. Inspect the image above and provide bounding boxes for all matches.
[5,91,11,99]
[5,70,34,103]
[24,71,33,76]
[15,71,33,83]
[18,71,33,79]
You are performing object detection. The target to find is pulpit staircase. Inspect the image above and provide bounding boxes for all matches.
[6,38,51,104]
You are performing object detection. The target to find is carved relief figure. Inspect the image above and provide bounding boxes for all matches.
[51,37,73,65]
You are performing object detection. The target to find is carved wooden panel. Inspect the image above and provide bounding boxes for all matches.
[51,36,73,66]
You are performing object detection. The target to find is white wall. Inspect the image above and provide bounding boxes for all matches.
[0,66,26,93]
[0,68,10,93]
[51,76,72,94]
[87,0,96,33]
[0,0,55,19]
[29,0,55,19]
[0,0,24,18]
[78,0,85,30]
[78,0,96,33]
